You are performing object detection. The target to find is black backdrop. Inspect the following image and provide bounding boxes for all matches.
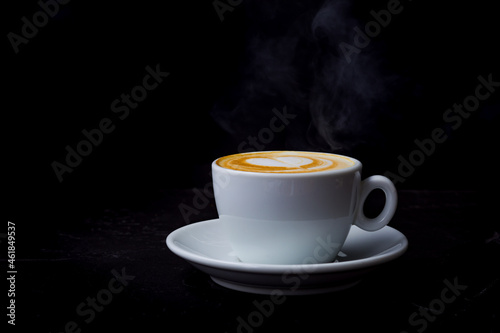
[5,0,500,246]
[3,1,500,330]
[5,1,500,241]
[6,1,500,207]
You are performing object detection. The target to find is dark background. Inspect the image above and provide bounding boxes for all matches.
[3,0,500,332]
[5,0,500,204]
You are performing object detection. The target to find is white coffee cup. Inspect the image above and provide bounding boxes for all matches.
[212,151,397,265]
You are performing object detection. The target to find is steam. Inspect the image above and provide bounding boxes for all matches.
[212,0,396,153]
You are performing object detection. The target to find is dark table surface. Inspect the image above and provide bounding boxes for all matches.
[7,189,500,333]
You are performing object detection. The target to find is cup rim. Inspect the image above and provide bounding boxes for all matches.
[212,150,362,178]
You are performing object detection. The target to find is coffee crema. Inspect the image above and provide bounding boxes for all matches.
[216,151,355,173]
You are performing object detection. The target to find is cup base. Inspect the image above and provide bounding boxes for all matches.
[221,215,352,265]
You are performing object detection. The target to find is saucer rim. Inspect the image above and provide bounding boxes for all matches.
[166,219,408,274]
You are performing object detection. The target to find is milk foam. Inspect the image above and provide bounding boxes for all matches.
[216,151,354,173]
[246,157,317,167]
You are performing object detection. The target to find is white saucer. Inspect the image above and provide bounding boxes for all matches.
[166,219,408,295]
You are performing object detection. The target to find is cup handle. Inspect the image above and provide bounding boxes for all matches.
[354,175,397,231]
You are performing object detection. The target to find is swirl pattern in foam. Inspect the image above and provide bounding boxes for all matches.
[216,151,355,173]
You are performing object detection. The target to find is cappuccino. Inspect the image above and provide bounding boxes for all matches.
[216,151,355,174]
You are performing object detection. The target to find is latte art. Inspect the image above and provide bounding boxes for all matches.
[216,151,355,173]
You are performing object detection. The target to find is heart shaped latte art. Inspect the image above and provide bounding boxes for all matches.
[216,151,354,173]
